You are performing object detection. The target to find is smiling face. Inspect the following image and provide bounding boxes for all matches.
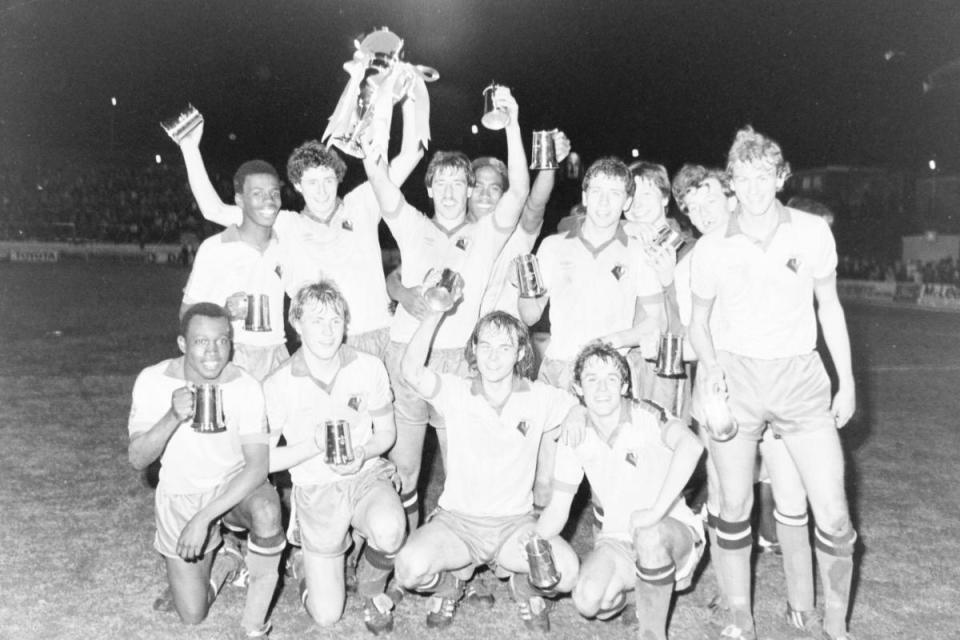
[575,355,629,420]
[428,167,472,224]
[469,165,505,219]
[683,177,735,235]
[626,177,669,225]
[295,165,340,219]
[582,174,633,232]
[235,173,281,229]
[730,160,784,218]
[473,323,522,385]
[293,299,345,362]
[178,314,232,383]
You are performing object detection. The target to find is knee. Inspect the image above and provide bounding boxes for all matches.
[572,575,605,616]
[718,495,752,522]
[367,514,406,554]
[247,492,283,537]
[394,548,428,587]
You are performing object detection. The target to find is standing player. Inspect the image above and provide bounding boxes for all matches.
[688,126,857,640]
[388,133,572,323]
[673,164,817,634]
[128,303,284,638]
[176,97,423,358]
[181,160,290,381]
[361,87,530,533]
[263,281,405,635]
[518,156,666,509]
[537,342,704,640]
[395,293,580,631]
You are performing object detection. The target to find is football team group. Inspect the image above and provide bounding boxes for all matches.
[128,85,857,640]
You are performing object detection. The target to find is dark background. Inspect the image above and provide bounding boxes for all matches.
[2,0,959,174]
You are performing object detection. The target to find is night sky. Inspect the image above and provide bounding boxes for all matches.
[2,0,959,174]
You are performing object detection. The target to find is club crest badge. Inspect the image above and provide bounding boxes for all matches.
[516,420,529,436]
[786,257,801,273]
[274,264,283,279]
[341,219,354,231]
[611,264,626,280]
[455,236,469,251]
[625,451,638,467]
[347,395,363,411]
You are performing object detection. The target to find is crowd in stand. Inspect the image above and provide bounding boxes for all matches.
[0,158,240,245]
[838,254,960,286]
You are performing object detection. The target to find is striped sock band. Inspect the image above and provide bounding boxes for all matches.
[414,572,441,593]
[637,561,676,586]
[774,509,809,527]
[706,507,720,531]
[401,490,419,517]
[814,526,857,557]
[363,545,396,571]
[716,518,752,550]
[593,503,605,527]
[248,532,286,556]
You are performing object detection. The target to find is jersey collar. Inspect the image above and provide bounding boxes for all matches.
[289,345,358,393]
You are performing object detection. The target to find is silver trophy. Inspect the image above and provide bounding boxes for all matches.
[243,294,271,332]
[529,129,559,170]
[481,83,510,130]
[191,384,226,434]
[323,27,438,158]
[525,535,561,591]
[322,420,355,465]
[703,384,738,442]
[423,268,464,313]
[160,104,203,144]
[652,224,685,253]
[515,254,547,298]
[654,333,686,378]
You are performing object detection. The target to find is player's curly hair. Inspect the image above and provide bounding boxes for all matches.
[671,164,732,213]
[286,140,347,186]
[289,280,351,334]
[572,341,632,399]
[233,160,279,196]
[464,311,537,380]
[726,125,791,185]
[179,302,233,339]
[425,151,475,189]
[471,156,509,191]
[582,157,635,197]
[629,160,671,199]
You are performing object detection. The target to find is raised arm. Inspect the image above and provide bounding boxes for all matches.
[361,136,403,218]
[400,307,445,399]
[386,96,425,186]
[177,121,242,227]
[490,89,530,231]
[519,131,570,234]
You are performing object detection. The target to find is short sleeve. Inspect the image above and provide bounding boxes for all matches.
[634,255,665,303]
[810,216,838,281]
[128,369,168,436]
[541,385,579,433]
[263,372,290,443]
[234,377,269,445]
[343,182,380,226]
[689,239,718,302]
[535,235,560,293]
[182,240,222,305]
[367,359,394,416]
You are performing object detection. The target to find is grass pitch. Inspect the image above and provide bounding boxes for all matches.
[1,261,958,639]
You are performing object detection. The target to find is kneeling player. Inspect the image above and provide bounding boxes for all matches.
[263,282,405,635]
[128,303,284,638]
[537,342,705,640]
[396,296,580,632]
